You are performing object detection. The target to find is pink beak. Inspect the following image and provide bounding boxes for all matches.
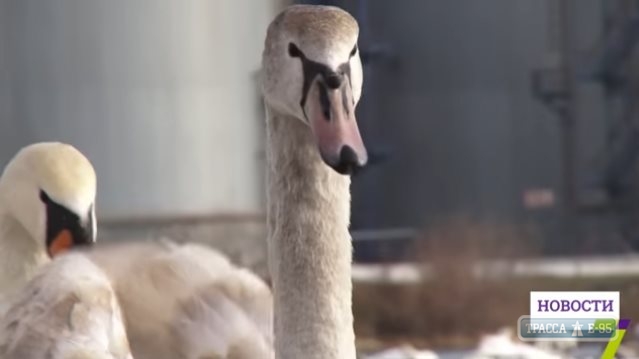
[305,77,367,175]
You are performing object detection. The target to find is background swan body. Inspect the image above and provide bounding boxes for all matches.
[86,240,273,359]
[0,142,273,359]
[0,253,132,359]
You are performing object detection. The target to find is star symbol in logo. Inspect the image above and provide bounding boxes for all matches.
[571,320,584,337]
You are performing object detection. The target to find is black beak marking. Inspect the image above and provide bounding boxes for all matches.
[318,82,331,121]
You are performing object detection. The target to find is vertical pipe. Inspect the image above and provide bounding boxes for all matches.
[559,0,577,212]
[545,0,577,252]
[558,0,578,251]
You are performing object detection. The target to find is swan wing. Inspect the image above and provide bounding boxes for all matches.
[88,240,273,359]
[0,253,132,359]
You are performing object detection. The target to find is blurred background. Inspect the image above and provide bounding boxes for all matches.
[1,0,639,357]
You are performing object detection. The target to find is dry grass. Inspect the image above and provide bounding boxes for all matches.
[354,276,639,350]
[352,216,639,350]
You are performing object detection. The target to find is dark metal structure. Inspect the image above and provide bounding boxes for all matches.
[298,0,639,261]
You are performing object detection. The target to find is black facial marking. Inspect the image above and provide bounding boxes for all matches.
[289,42,355,111]
[350,45,358,57]
[318,82,331,121]
[40,190,93,251]
[288,42,303,58]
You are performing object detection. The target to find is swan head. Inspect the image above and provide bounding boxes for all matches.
[262,5,367,175]
[0,142,97,258]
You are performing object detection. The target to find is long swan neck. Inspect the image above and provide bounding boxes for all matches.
[0,207,48,305]
[266,106,356,359]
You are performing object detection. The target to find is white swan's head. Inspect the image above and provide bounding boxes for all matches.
[0,142,97,257]
[262,5,367,175]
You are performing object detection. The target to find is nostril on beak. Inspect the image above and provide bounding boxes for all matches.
[325,73,342,90]
[340,145,358,164]
[332,145,364,175]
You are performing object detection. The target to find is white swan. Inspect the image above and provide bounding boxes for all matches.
[103,6,365,358]
[0,142,132,359]
[0,142,97,309]
[0,142,271,359]
[262,5,367,359]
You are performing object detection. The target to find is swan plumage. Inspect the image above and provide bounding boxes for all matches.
[86,240,273,359]
[0,253,132,359]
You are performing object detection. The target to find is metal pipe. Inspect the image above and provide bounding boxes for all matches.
[558,0,577,213]
[351,228,418,242]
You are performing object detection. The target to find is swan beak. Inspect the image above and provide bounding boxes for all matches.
[46,221,95,258]
[48,229,73,257]
[306,78,368,175]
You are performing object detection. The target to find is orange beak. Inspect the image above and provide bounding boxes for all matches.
[47,229,73,257]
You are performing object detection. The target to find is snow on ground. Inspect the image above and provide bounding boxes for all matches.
[463,327,562,359]
[352,254,639,284]
[362,345,438,359]
[361,327,634,359]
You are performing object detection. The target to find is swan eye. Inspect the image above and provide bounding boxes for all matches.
[288,43,303,58]
[350,45,358,57]
[39,190,50,203]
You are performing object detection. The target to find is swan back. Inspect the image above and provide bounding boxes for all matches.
[87,240,273,359]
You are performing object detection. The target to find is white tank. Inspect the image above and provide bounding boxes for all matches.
[0,0,278,218]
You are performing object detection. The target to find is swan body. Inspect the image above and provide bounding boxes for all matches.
[86,240,273,359]
[0,253,132,359]
[262,5,367,359]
